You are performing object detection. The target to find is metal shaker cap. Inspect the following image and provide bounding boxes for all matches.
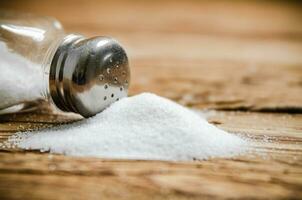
[49,34,130,117]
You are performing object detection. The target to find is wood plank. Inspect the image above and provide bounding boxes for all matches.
[0,111,301,199]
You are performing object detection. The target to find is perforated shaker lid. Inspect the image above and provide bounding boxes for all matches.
[49,34,130,117]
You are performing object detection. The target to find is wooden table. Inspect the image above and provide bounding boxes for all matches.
[0,1,301,199]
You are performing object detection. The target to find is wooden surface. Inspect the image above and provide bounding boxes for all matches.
[0,0,302,199]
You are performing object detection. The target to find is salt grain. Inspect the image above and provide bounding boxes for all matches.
[6,93,248,161]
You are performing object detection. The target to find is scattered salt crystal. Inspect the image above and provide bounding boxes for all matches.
[6,93,248,161]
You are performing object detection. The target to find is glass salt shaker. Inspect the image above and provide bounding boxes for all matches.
[0,11,130,117]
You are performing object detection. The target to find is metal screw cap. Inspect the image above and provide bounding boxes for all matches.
[49,34,130,117]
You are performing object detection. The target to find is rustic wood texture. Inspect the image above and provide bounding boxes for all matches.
[0,0,302,199]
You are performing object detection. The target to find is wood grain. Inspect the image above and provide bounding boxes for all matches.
[0,0,302,199]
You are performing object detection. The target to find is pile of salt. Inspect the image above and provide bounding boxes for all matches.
[5,93,248,161]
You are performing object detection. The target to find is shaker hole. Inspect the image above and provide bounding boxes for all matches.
[99,74,104,81]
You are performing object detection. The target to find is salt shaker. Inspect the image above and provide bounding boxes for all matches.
[0,11,130,117]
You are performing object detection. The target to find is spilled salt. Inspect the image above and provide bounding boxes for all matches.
[6,93,248,161]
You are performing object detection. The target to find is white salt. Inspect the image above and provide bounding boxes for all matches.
[6,93,248,161]
[0,41,44,110]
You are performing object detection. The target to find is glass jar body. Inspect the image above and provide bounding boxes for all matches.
[0,11,65,114]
